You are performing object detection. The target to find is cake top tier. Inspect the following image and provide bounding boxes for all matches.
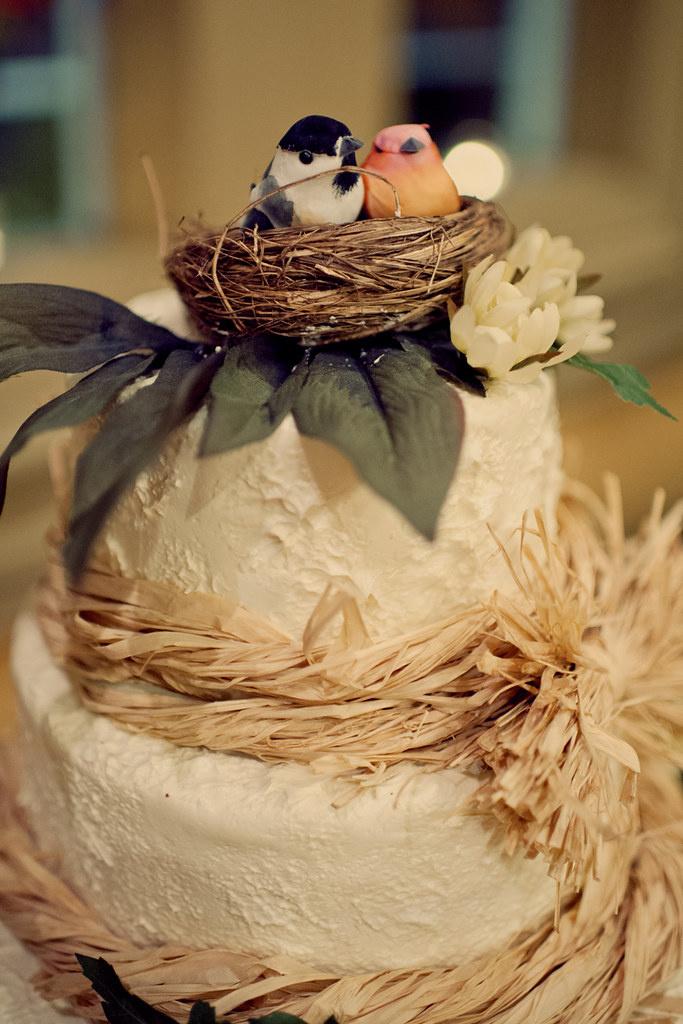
[93,289,562,637]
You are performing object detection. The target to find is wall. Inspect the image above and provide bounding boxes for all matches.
[108,0,408,232]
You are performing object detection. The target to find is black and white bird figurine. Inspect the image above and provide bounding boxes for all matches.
[241,115,364,230]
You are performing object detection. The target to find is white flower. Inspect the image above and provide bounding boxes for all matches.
[449,257,567,382]
[556,289,615,354]
[507,225,615,354]
[449,225,616,382]
[506,224,584,279]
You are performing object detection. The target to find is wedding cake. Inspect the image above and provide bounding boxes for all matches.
[0,127,681,1023]
[12,287,564,977]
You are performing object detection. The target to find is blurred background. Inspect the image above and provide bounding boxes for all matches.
[0,0,682,636]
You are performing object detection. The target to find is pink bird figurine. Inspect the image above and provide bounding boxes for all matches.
[362,123,462,219]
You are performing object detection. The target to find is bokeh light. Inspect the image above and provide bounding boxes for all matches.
[444,140,509,201]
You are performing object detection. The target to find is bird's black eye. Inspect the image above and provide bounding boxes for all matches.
[299,150,314,165]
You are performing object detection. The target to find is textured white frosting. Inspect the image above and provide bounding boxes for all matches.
[98,289,563,639]
[0,921,81,1024]
[14,612,557,974]
[10,288,563,977]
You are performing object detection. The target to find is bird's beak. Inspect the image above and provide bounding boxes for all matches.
[339,136,363,158]
[399,136,425,154]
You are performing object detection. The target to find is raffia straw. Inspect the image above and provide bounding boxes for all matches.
[38,481,683,891]
[140,153,170,261]
[0,746,681,1024]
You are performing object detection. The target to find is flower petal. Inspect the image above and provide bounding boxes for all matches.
[506,225,547,271]
[481,297,530,329]
[558,293,604,320]
[463,255,495,304]
[546,236,585,274]
[507,360,545,383]
[580,332,614,353]
[542,336,585,367]
[467,327,518,378]
[450,304,477,354]
[472,261,508,314]
[515,303,561,360]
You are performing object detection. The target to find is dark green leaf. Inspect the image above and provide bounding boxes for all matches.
[76,955,178,1024]
[0,352,156,515]
[200,338,308,456]
[409,339,486,395]
[0,284,188,381]
[188,1003,217,1024]
[249,1014,310,1024]
[248,1014,336,1024]
[567,353,676,419]
[292,344,464,540]
[64,348,223,579]
[394,323,486,395]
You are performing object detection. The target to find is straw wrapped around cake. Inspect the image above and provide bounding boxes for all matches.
[166,196,512,343]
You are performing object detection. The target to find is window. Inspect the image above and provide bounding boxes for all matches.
[406,1,574,188]
[0,0,110,234]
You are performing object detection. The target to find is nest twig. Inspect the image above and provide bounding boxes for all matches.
[166,196,513,344]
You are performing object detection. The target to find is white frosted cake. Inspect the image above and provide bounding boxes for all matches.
[105,291,563,638]
[14,619,557,974]
[1,206,680,1024]
[11,291,563,977]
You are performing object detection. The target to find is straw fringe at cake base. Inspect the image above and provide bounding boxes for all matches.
[0,476,682,1023]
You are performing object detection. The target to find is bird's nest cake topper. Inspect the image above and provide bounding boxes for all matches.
[167,116,511,344]
[167,197,512,344]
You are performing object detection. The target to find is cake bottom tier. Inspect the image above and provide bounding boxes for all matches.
[3,678,683,1024]
[12,612,557,975]
[0,921,81,1024]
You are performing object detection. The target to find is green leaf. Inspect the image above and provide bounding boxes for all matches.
[0,284,187,381]
[200,338,308,456]
[0,352,156,515]
[399,323,486,395]
[64,348,223,579]
[188,1003,217,1024]
[292,344,464,540]
[567,353,676,420]
[249,1014,337,1024]
[249,1015,311,1024]
[76,955,178,1023]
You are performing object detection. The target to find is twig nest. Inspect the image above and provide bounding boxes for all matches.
[166,197,513,345]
